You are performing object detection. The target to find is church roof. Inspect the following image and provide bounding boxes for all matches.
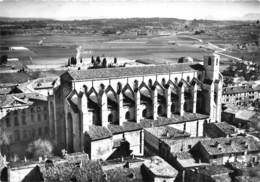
[65,63,196,81]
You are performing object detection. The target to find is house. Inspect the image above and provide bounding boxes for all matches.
[191,136,260,165]
[141,156,178,182]
[185,165,233,182]
[205,122,238,138]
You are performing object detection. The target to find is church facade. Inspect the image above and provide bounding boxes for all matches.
[50,53,223,160]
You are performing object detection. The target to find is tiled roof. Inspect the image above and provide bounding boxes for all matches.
[193,165,232,176]
[145,126,190,140]
[108,122,142,134]
[212,122,237,135]
[65,63,196,81]
[39,159,105,182]
[104,166,143,182]
[140,113,209,128]
[0,93,47,108]
[223,85,260,95]
[199,136,260,156]
[86,125,112,141]
[142,156,178,178]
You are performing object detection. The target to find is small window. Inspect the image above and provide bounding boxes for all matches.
[45,127,49,136]
[208,57,212,65]
[5,117,10,127]
[14,117,19,126]
[175,77,178,83]
[38,128,42,136]
[38,114,41,122]
[22,116,26,125]
[216,58,219,65]
[187,76,190,82]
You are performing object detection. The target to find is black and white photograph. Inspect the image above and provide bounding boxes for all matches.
[0,0,260,181]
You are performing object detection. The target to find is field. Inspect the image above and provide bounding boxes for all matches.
[0,34,208,66]
[0,18,259,68]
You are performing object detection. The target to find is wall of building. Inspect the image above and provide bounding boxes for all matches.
[90,138,113,160]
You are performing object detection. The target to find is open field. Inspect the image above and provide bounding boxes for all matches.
[0,34,208,66]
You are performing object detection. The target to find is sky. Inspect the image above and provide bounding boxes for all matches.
[0,0,260,20]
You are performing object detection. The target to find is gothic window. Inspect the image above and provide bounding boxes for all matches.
[175,77,178,83]
[187,76,190,82]
[162,78,166,87]
[134,80,139,90]
[171,104,175,113]
[216,58,218,65]
[108,114,113,123]
[142,109,147,118]
[148,79,153,88]
[157,105,163,116]
[117,82,122,93]
[100,83,105,91]
[125,111,130,120]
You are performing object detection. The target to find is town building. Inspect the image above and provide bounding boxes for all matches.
[51,53,223,160]
[0,93,50,157]
[191,136,260,165]
[184,165,233,182]
[204,122,238,138]
[222,85,260,106]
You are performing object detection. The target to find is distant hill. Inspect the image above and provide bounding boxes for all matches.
[0,17,53,22]
[241,13,260,21]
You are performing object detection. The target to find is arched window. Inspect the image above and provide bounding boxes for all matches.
[100,83,105,91]
[175,77,178,83]
[108,114,113,123]
[134,80,139,90]
[148,79,153,88]
[125,111,130,120]
[157,105,163,116]
[142,109,147,118]
[208,57,211,65]
[117,82,122,93]
[162,78,166,87]
[187,76,190,83]
[171,104,175,113]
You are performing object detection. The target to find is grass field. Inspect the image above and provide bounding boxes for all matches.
[0,34,208,66]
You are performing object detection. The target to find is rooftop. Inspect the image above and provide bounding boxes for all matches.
[192,165,232,176]
[223,85,260,95]
[199,136,260,156]
[0,93,47,108]
[86,125,113,141]
[108,122,143,134]
[173,152,208,168]
[140,113,209,128]
[63,63,196,81]
[142,156,178,178]
[145,126,190,140]
[212,122,237,136]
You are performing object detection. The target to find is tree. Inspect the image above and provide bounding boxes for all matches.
[96,56,101,65]
[114,57,117,64]
[0,55,8,65]
[102,58,107,68]
[70,56,77,65]
[0,127,10,155]
[26,139,53,158]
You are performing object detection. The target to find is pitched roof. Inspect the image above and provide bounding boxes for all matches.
[86,125,112,141]
[140,113,209,128]
[199,136,260,156]
[64,63,196,81]
[145,126,190,140]
[211,122,237,136]
[193,165,232,176]
[142,156,178,178]
[108,122,143,134]
[105,166,143,182]
[0,93,47,108]
[39,159,105,182]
